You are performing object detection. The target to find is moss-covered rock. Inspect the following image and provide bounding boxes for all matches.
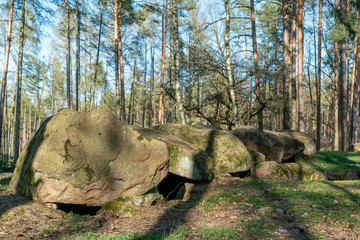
[271,132,305,160]
[279,130,316,156]
[248,149,266,165]
[254,161,301,180]
[98,198,139,216]
[284,163,301,180]
[152,124,253,175]
[135,127,214,181]
[231,126,284,163]
[10,109,169,206]
[301,169,327,181]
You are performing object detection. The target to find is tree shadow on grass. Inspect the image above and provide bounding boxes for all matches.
[310,151,360,172]
[246,178,314,240]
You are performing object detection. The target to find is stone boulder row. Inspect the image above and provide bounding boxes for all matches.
[135,127,214,181]
[271,132,305,160]
[254,161,301,180]
[279,130,316,155]
[231,126,284,163]
[10,109,169,206]
[153,124,254,175]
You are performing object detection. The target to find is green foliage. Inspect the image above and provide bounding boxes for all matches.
[0,154,15,173]
[64,212,90,224]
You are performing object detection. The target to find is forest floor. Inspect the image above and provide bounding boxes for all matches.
[1,152,360,240]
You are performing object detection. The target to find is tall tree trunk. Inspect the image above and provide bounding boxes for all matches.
[142,40,147,127]
[119,16,126,123]
[274,19,279,129]
[316,0,323,150]
[172,0,185,124]
[159,0,168,125]
[0,0,15,151]
[338,0,347,151]
[151,37,156,126]
[114,0,121,119]
[75,0,81,111]
[250,0,263,129]
[291,0,297,130]
[297,0,305,132]
[282,0,291,130]
[66,0,72,109]
[349,11,360,145]
[22,100,26,149]
[14,0,26,163]
[334,0,339,150]
[92,2,104,111]
[245,17,249,124]
[224,0,237,128]
[128,36,138,125]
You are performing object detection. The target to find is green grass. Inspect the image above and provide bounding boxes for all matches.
[298,151,360,172]
[197,177,360,238]
[69,226,239,240]
[0,177,11,191]
[64,212,90,223]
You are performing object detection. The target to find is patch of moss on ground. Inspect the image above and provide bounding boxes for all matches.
[99,199,139,216]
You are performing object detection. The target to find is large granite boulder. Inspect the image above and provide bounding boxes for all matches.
[279,130,316,155]
[231,126,285,163]
[153,124,253,175]
[10,109,169,206]
[271,132,305,160]
[135,127,214,181]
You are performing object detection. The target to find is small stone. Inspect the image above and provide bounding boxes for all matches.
[275,208,284,214]
[345,170,359,180]
[278,227,288,233]
[257,206,274,216]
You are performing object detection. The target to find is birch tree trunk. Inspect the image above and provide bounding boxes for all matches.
[172,0,186,124]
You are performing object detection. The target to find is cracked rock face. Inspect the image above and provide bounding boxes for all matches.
[10,109,169,206]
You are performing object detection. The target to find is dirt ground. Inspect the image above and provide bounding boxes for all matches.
[1,177,359,240]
